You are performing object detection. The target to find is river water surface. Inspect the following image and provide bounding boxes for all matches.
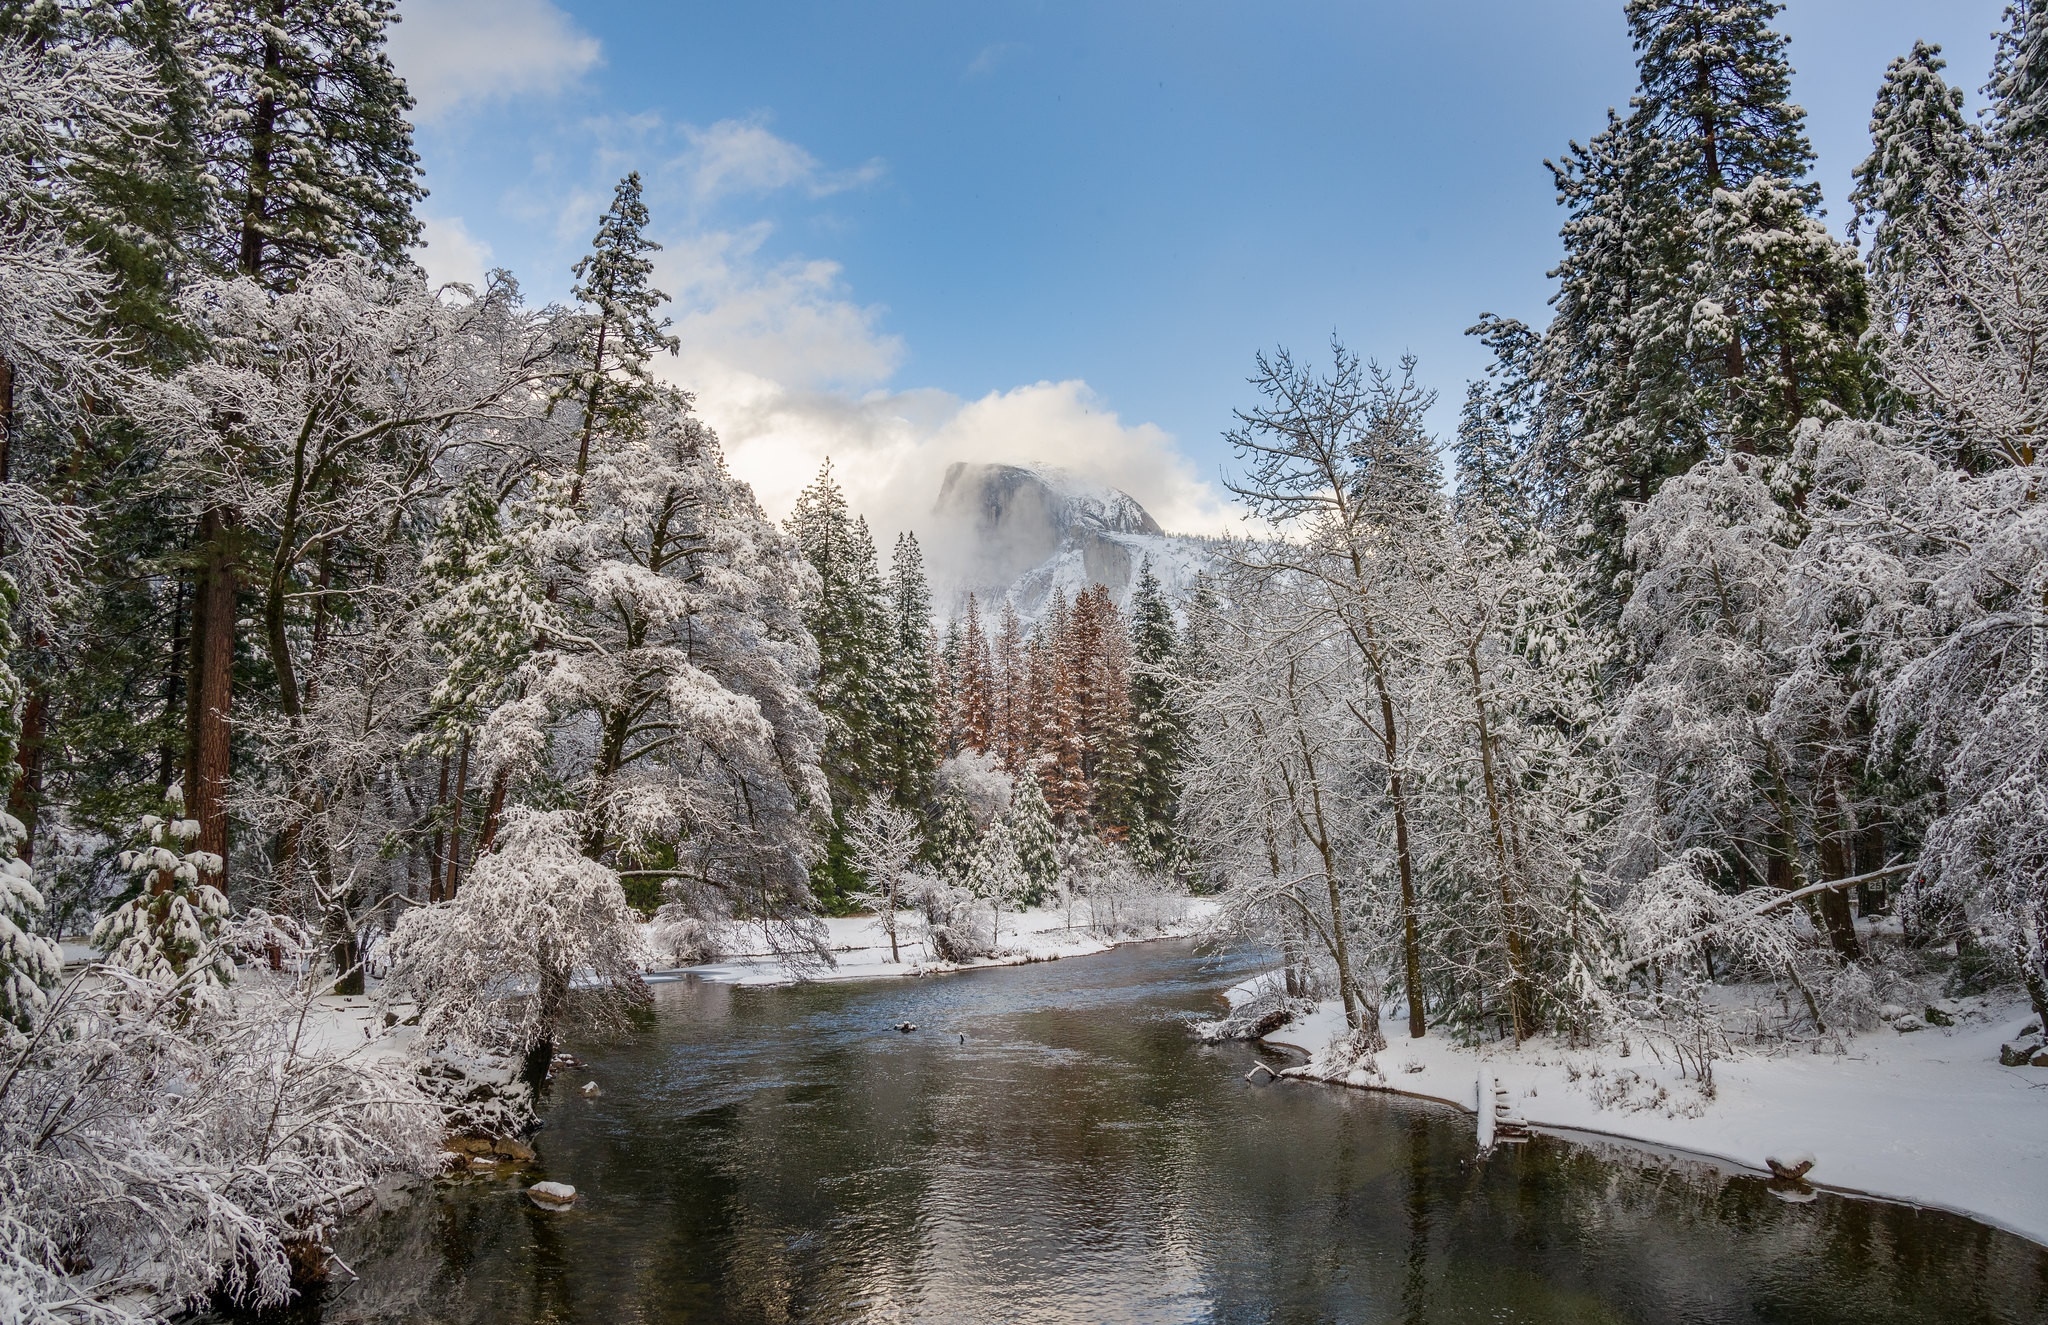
[279,940,2046,1323]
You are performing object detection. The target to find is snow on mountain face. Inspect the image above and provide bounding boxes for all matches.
[927,462,1216,623]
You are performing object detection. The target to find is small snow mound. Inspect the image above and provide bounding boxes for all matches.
[527,1181,577,1209]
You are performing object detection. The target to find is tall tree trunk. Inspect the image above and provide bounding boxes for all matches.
[428,750,451,902]
[1815,769,1864,961]
[185,507,237,887]
[476,765,508,857]
[0,359,42,858]
[237,13,282,283]
[7,683,45,861]
[445,734,470,898]
[1465,648,1533,1041]
[1854,818,1890,917]
[1376,677,1426,1039]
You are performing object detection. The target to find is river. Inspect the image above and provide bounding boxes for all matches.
[261,940,2047,1323]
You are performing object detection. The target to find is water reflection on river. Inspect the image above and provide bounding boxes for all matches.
[261,941,2046,1324]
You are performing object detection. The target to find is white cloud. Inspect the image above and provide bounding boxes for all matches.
[660,226,903,391]
[694,375,1238,552]
[414,215,494,289]
[964,43,1021,80]
[671,118,886,207]
[391,0,602,123]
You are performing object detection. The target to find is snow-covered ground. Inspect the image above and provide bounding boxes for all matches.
[1229,974,2048,1247]
[671,899,1218,987]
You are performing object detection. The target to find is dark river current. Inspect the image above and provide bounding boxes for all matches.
[257,940,2046,1324]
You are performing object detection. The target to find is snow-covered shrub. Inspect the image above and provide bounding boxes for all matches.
[91,795,233,1012]
[382,808,649,1088]
[0,956,440,1318]
[935,751,1012,827]
[647,906,721,967]
[1069,840,1189,939]
[909,875,994,963]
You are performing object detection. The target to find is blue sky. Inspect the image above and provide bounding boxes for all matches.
[390,0,2008,539]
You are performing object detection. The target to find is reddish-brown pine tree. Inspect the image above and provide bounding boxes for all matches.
[994,600,1025,769]
[958,598,994,754]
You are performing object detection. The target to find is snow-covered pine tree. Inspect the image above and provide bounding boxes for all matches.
[194,0,422,287]
[880,532,940,812]
[564,172,679,504]
[1990,0,2048,151]
[1036,593,1088,823]
[1005,770,1060,907]
[1689,175,1869,449]
[1535,0,1863,631]
[0,810,60,1034]
[926,787,980,884]
[787,463,894,908]
[92,786,235,1008]
[1625,0,1812,198]
[964,817,1028,949]
[1125,561,1184,867]
[1538,112,1665,623]
[994,598,1025,769]
[1850,41,1979,327]
[955,598,994,754]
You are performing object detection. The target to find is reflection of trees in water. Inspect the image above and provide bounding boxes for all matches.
[206,950,2048,1324]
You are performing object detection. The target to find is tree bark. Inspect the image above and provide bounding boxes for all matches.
[185,507,237,886]
[1465,647,1533,1042]
[445,734,470,898]
[1814,770,1864,961]
[1376,678,1426,1039]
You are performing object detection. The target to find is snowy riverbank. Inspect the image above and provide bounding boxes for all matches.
[1227,974,2048,1247]
[668,899,1220,987]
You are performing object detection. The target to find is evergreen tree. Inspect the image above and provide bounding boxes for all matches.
[1625,0,1813,199]
[881,532,940,813]
[1124,561,1184,867]
[786,461,891,910]
[196,0,424,288]
[1689,176,1870,445]
[92,785,234,1007]
[1989,1,2048,150]
[1535,0,1865,633]
[964,817,1028,947]
[994,599,1025,768]
[0,805,59,1031]
[956,598,994,752]
[565,172,679,503]
[927,788,980,884]
[1851,40,1979,320]
[1005,771,1060,907]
